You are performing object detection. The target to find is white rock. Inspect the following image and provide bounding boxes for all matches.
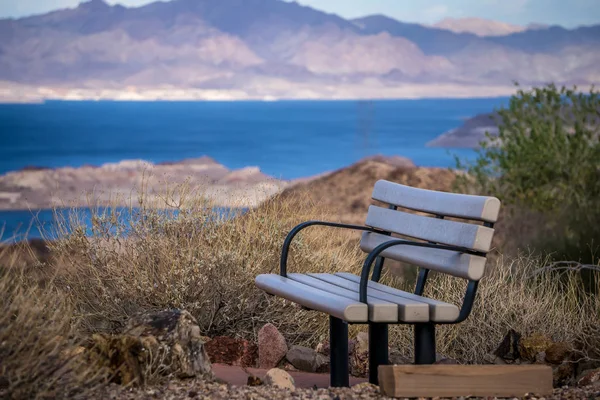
[264,368,295,390]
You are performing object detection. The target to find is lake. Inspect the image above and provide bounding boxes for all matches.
[0,98,508,241]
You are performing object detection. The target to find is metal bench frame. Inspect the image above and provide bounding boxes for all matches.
[277,212,494,387]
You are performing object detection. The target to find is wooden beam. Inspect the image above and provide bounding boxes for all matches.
[378,365,553,398]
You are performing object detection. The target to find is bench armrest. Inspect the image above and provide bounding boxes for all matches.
[360,239,483,322]
[280,221,383,277]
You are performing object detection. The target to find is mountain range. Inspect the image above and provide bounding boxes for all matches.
[0,0,599,100]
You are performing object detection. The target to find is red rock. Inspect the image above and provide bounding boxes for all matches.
[204,336,258,367]
[258,323,288,369]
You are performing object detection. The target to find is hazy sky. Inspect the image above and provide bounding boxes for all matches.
[1,0,599,27]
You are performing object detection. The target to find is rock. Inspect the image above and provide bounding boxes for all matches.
[389,349,411,365]
[315,341,330,356]
[577,368,600,387]
[264,368,295,390]
[350,332,369,377]
[553,362,575,387]
[90,309,212,385]
[494,329,522,361]
[280,360,299,372]
[315,353,329,373]
[258,323,287,369]
[545,342,572,365]
[204,336,258,367]
[286,345,320,372]
[519,333,553,362]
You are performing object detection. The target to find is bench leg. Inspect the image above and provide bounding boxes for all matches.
[368,322,388,385]
[329,316,349,387]
[414,323,436,364]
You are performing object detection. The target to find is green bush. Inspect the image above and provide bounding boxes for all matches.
[455,83,600,266]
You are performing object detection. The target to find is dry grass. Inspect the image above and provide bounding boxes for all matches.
[2,181,599,397]
[0,256,103,399]
[380,253,600,363]
[47,187,364,345]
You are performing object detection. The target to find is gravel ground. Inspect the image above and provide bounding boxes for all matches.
[91,379,600,400]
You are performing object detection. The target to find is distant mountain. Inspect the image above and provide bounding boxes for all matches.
[0,0,598,99]
[432,17,527,37]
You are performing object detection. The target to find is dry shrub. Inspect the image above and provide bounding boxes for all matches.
[49,185,363,345]
[382,253,600,363]
[32,181,600,365]
[0,259,102,399]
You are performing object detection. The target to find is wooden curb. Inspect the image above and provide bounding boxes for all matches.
[378,364,553,398]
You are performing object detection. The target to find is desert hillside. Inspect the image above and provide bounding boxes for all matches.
[270,155,457,225]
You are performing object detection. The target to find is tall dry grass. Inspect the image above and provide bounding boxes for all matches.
[43,183,600,363]
[0,255,103,399]
[47,187,364,344]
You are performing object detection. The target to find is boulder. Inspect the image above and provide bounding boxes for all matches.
[258,323,287,369]
[264,368,295,390]
[285,345,328,373]
[518,333,553,362]
[204,336,257,367]
[286,346,316,372]
[90,309,212,385]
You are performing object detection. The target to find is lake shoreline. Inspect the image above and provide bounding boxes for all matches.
[0,156,291,212]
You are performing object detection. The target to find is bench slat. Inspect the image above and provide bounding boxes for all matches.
[335,273,460,322]
[255,274,368,322]
[372,180,501,223]
[307,273,429,322]
[365,206,495,252]
[288,274,398,322]
[360,232,487,280]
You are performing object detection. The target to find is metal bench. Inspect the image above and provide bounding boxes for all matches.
[255,179,501,387]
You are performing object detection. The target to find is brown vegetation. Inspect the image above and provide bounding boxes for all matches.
[1,158,598,398]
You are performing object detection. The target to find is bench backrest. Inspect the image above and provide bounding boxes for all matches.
[359,180,501,281]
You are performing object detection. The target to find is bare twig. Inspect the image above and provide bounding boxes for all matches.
[529,261,600,277]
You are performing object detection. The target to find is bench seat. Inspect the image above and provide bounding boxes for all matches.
[255,272,459,323]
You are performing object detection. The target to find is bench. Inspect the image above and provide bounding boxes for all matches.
[255,179,501,387]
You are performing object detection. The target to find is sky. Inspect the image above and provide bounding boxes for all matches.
[0,0,599,27]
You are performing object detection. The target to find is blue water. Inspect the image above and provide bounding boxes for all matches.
[0,207,246,243]
[0,98,509,242]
